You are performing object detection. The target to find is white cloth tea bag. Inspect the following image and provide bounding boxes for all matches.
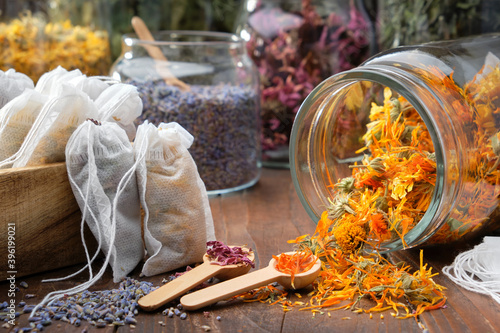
[35,66,83,96]
[66,119,144,283]
[0,89,48,161]
[135,121,215,276]
[30,120,145,314]
[68,75,111,101]
[443,236,500,304]
[0,83,98,169]
[94,83,143,141]
[0,69,34,108]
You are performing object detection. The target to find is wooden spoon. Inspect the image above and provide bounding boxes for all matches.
[131,16,190,91]
[180,252,321,311]
[138,247,254,311]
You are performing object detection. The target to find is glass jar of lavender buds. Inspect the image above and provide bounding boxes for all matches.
[110,31,261,195]
[235,0,373,167]
[290,34,500,253]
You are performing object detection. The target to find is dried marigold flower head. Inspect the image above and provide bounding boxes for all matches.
[333,222,366,255]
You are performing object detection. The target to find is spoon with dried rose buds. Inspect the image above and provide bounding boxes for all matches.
[180,250,321,311]
[139,241,255,311]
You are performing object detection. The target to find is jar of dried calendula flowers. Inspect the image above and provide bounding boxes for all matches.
[290,34,500,253]
[0,1,111,82]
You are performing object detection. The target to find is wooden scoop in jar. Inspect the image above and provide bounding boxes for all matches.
[138,246,254,311]
[131,16,190,91]
[180,252,321,311]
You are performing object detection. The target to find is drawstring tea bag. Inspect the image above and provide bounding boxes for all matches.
[0,83,98,169]
[31,119,145,315]
[65,119,144,283]
[0,68,34,108]
[68,75,111,101]
[0,89,48,161]
[442,236,500,304]
[94,83,143,141]
[135,121,215,276]
[35,66,84,96]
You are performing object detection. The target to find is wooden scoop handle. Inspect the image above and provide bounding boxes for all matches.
[131,16,190,91]
[180,265,280,311]
[131,16,168,62]
[139,262,222,311]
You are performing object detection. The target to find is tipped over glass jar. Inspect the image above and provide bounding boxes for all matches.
[290,34,500,252]
[110,31,261,195]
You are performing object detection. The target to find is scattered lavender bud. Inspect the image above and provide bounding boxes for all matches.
[19,282,29,289]
[216,315,221,321]
[22,306,34,313]
[179,313,187,320]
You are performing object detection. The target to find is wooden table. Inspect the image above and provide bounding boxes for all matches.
[2,168,500,332]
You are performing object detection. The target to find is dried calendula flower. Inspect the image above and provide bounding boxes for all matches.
[333,222,366,255]
[0,11,110,82]
[327,193,356,221]
[334,177,356,194]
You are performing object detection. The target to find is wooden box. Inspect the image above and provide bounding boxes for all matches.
[0,163,95,280]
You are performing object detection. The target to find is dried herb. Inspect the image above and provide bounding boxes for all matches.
[242,0,370,160]
[273,250,316,288]
[291,232,446,318]
[130,80,260,192]
[0,11,110,82]
[377,0,500,50]
[0,278,156,329]
[206,241,255,268]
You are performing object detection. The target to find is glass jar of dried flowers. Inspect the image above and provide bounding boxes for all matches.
[376,0,500,51]
[235,0,373,167]
[0,0,111,82]
[111,31,261,195]
[290,34,500,253]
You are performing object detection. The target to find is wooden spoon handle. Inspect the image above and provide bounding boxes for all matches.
[131,16,167,62]
[180,266,279,311]
[131,16,190,91]
[138,262,222,311]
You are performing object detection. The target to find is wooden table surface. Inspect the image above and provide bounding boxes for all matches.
[2,168,500,332]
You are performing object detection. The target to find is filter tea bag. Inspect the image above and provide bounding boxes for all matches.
[0,83,98,169]
[134,121,215,276]
[35,66,84,96]
[68,75,111,101]
[0,69,34,108]
[94,83,143,141]
[65,119,144,282]
[0,89,48,161]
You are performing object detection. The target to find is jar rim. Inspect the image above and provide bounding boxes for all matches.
[290,65,450,252]
[122,30,244,47]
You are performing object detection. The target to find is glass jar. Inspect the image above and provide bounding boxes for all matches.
[290,34,500,253]
[235,0,372,167]
[376,0,500,50]
[110,31,261,195]
[0,0,111,82]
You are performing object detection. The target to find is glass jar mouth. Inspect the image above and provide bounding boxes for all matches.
[122,30,244,48]
[290,66,449,252]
